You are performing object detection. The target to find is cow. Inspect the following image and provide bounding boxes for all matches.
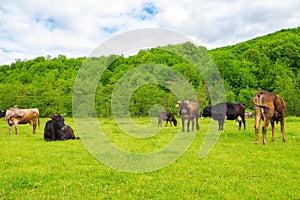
[236,111,253,124]
[3,107,40,134]
[0,110,5,118]
[44,114,79,141]
[253,90,286,145]
[201,102,246,130]
[245,112,253,118]
[176,101,199,132]
[158,112,177,127]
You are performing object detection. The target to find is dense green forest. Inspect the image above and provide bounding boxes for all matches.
[0,27,299,117]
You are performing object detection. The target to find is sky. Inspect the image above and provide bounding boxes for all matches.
[0,0,299,65]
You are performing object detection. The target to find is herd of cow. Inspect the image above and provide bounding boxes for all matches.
[0,90,286,144]
[0,108,78,141]
[158,90,286,144]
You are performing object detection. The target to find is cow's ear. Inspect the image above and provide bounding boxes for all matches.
[177,101,182,103]
[51,115,56,120]
[175,104,180,108]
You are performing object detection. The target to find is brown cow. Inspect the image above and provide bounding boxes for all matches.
[253,90,286,144]
[176,101,199,132]
[4,107,40,134]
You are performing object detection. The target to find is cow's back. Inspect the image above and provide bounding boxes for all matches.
[158,112,168,121]
[187,102,199,116]
[6,108,39,124]
[253,91,285,116]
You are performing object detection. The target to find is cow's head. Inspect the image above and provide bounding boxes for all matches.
[177,101,190,115]
[51,114,67,131]
[201,107,212,118]
[0,110,5,118]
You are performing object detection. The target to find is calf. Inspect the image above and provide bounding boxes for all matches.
[158,112,177,127]
[253,90,286,144]
[176,101,199,132]
[202,102,246,130]
[44,114,79,141]
[4,107,40,134]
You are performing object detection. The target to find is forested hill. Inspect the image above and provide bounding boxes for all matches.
[0,27,299,117]
[208,27,300,115]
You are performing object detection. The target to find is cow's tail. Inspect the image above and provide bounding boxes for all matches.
[253,92,265,107]
[253,93,263,107]
[253,92,271,113]
[38,117,40,128]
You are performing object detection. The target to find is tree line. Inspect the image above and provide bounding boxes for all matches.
[0,27,299,117]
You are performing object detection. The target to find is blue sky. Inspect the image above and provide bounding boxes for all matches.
[0,0,299,65]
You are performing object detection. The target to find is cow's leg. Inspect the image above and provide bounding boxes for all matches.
[192,119,195,131]
[14,121,19,134]
[15,125,18,135]
[271,120,275,141]
[33,122,37,134]
[170,119,173,127]
[218,119,224,130]
[9,125,12,134]
[195,117,199,131]
[181,118,185,132]
[221,119,225,130]
[238,120,242,130]
[187,119,190,132]
[165,120,168,127]
[254,113,261,144]
[262,120,270,145]
[242,116,246,130]
[280,116,286,142]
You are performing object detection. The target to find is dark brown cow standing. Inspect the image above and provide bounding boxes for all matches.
[253,90,286,145]
[4,107,40,134]
[176,101,199,132]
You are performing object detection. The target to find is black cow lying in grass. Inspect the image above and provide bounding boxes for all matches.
[202,102,246,131]
[44,114,79,141]
[158,112,177,127]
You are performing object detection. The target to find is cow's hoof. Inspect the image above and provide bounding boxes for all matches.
[255,141,259,145]
[263,140,267,145]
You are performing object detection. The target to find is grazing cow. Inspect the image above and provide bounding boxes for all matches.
[236,111,253,124]
[4,107,40,134]
[44,114,79,141]
[176,101,199,132]
[253,90,286,145]
[245,112,253,118]
[158,112,177,127]
[202,102,246,130]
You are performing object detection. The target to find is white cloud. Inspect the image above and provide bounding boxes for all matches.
[0,0,299,65]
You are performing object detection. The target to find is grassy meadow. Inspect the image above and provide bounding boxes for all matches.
[0,116,299,199]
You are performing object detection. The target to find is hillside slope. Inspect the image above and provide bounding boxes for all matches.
[1,27,299,116]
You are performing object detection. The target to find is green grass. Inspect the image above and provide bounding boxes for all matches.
[0,117,299,199]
